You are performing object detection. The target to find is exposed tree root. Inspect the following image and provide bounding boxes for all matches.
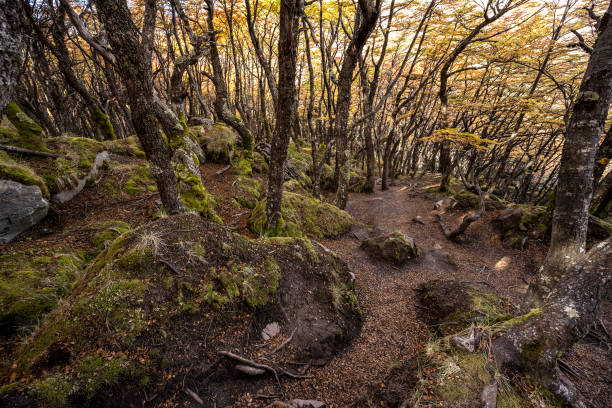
[437,182,485,239]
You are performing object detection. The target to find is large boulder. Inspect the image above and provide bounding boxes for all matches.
[360,231,420,265]
[194,122,238,163]
[4,214,361,407]
[0,180,49,243]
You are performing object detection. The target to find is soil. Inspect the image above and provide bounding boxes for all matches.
[1,166,610,408]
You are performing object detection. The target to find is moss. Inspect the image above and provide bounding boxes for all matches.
[0,248,87,335]
[76,354,127,398]
[91,220,131,251]
[234,176,263,209]
[99,161,156,197]
[92,108,116,141]
[4,102,45,150]
[199,282,230,308]
[29,375,72,408]
[252,151,268,173]
[196,123,238,163]
[0,382,18,396]
[233,156,253,177]
[174,162,222,223]
[491,308,542,333]
[0,151,50,198]
[248,191,354,238]
[103,136,145,158]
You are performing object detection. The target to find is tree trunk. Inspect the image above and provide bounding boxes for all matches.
[94,0,184,215]
[0,1,24,115]
[265,0,302,230]
[527,3,612,304]
[493,238,611,408]
[334,0,381,209]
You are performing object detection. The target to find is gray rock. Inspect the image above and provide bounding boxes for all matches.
[262,321,281,340]
[0,180,49,243]
[289,399,326,408]
[360,231,420,265]
[412,216,425,224]
[480,383,498,408]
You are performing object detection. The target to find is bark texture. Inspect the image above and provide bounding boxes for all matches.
[0,1,24,115]
[265,0,302,229]
[335,0,381,209]
[528,3,612,303]
[494,238,611,408]
[94,0,185,215]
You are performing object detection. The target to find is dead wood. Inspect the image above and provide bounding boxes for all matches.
[0,143,62,158]
[437,182,485,239]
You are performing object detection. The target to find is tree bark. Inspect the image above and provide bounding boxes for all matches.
[94,0,184,215]
[494,238,611,408]
[0,1,24,115]
[334,0,381,209]
[265,0,302,230]
[527,2,612,304]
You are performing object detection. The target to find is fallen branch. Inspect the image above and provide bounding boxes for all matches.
[0,143,61,158]
[218,351,311,379]
[437,183,485,239]
[160,258,183,275]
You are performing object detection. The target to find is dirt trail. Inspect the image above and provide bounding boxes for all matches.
[284,176,546,406]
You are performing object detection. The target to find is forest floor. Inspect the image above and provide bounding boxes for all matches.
[1,163,610,408]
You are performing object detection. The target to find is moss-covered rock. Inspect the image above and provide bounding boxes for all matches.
[3,103,45,151]
[6,214,361,406]
[453,189,507,210]
[233,176,263,209]
[194,123,238,163]
[0,151,49,198]
[0,247,88,336]
[491,205,550,248]
[102,136,145,158]
[361,231,421,265]
[248,191,355,238]
[99,161,157,198]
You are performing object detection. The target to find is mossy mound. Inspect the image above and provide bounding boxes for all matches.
[194,123,238,163]
[233,176,264,209]
[361,231,421,265]
[0,247,89,336]
[5,214,361,407]
[349,168,367,193]
[248,191,355,238]
[492,205,550,248]
[102,136,145,158]
[416,279,513,336]
[99,160,157,198]
[0,151,49,199]
[287,143,312,183]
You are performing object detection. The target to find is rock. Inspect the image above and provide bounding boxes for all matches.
[53,151,110,203]
[491,205,549,248]
[0,180,49,243]
[187,116,213,126]
[412,216,425,224]
[262,321,281,340]
[451,325,482,352]
[480,383,498,408]
[434,197,457,212]
[361,231,420,265]
[289,399,327,408]
[420,247,457,273]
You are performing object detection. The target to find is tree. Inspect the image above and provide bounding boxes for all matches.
[494,4,612,406]
[93,0,185,215]
[0,1,25,114]
[265,0,303,230]
[335,0,381,209]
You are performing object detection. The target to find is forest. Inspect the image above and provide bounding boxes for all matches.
[0,0,610,407]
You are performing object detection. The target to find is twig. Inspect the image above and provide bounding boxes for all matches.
[273,327,298,353]
[160,258,183,275]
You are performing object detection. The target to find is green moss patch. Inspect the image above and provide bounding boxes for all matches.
[103,136,145,158]
[0,151,49,198]
[195,123,238,163]
[0,247,88,336]
[248,191,355,238]
[90,220,131,252]
[3,103,45,150]
[99,161,157,198]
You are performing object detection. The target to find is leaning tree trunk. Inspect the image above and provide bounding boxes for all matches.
[265,0,302,230]
[526,2,612,305]
[94,0,184,215]
[0,1,24,114]
[493,238,611,408]
[334,0,380,209]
